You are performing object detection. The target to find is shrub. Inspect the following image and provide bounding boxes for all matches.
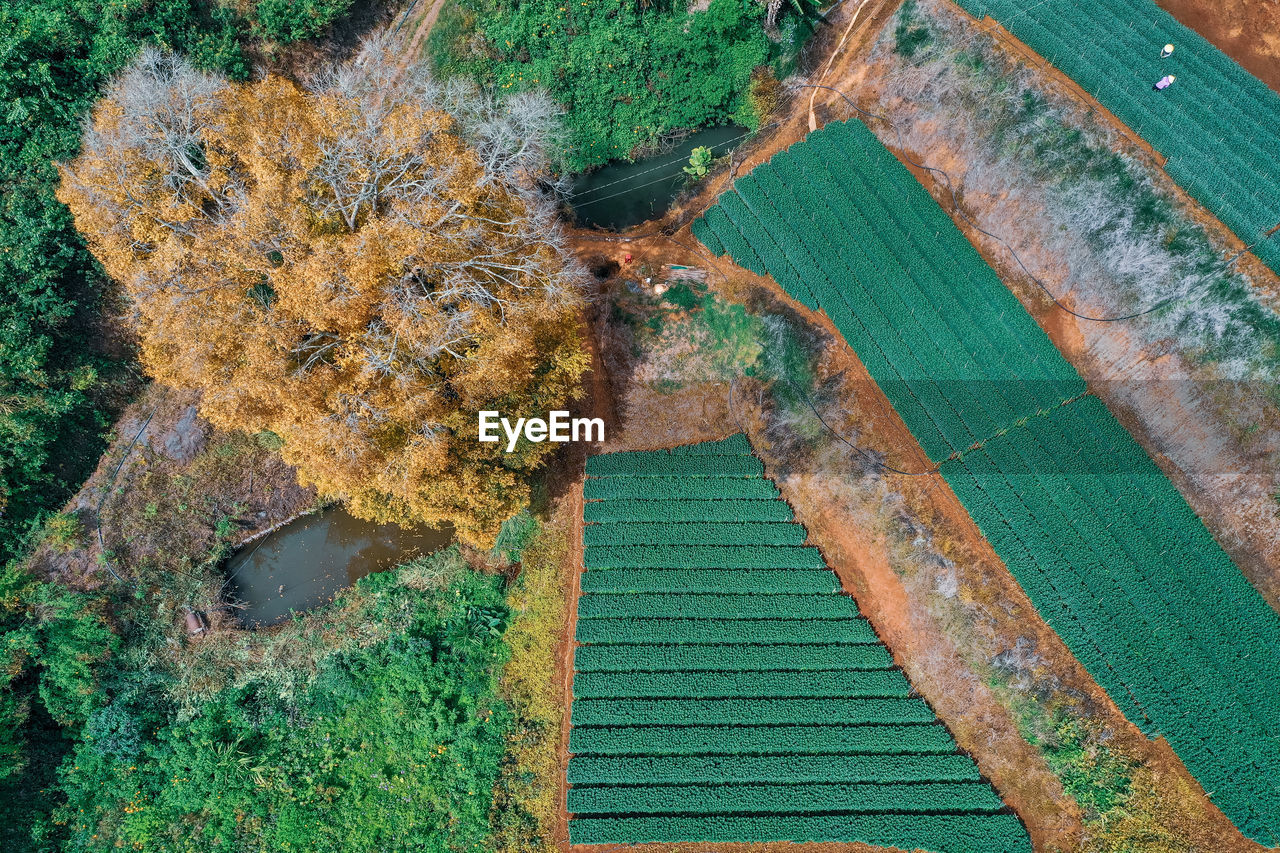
[40,513,83,552]
[255,0,354,43]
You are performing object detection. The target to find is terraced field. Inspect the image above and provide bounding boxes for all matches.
[953,0,1280,276]
[692,119,1280,843]
[569,435,1030,852]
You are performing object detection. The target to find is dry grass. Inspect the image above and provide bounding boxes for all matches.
[489,502,572,853]
[28,383,315,589]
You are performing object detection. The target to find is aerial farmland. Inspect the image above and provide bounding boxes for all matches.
[2,1,1277,852]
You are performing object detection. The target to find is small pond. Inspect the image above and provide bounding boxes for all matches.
[570,125,748,231]
[225,507,453,627]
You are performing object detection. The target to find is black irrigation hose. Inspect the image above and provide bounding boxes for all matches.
[393,0,421,35]
[796,82,1178,323]
[782,376,943,476]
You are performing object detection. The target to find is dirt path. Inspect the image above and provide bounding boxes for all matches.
[554,481,584,849]
[399,0,448,67]
[1156,0,1280,92]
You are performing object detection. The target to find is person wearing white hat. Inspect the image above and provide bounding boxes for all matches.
[1161,43,1175,58]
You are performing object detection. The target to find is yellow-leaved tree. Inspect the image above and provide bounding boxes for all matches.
[58,39,589,545]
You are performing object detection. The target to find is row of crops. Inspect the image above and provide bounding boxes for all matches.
[691,120,1086,464]
[954,0,1280,277]
[692,119,1280,843]
[941,395,1280,835]
[569,435,1031,852]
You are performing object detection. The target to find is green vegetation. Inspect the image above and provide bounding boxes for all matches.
[571,718,949,750]
[683,145,715,179]
[572,780,1004,814]
[255,0,354,42]
[0,0,361,566]
[584,496,794,522]
[694,117,1280,842]
[583,520,808,546]
[942,396,1280,840]
[569,437,1029,850]
[696,117,1086,461]
[0,563,119,849]
[572,697,938,728]
[954,0,1280,278]
[51,552,509,852]
[585,541,822,568]
[1,546,540,853]
[999,691,1196,852]
[487,514,568,853]
[39,513,85,552]
[570,752,979,783]
[574,616,878,646]
[430,0,809,171]
[491,509,540,564]
[580,565,840,601]
[584,475,779,500]
[569,814,1032,848]
[891,0,933,58]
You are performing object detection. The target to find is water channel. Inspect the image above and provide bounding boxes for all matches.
[225,508,453,626]
[570,125,748,230]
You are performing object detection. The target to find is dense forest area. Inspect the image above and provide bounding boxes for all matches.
[2,1,355,847]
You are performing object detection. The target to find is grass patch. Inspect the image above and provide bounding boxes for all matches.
[893,0,934,58]
[998,689,1193,852]
[491,510,540,565]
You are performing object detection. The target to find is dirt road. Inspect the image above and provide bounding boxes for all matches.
[399,0,449,66]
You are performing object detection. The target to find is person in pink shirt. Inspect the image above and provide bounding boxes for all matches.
[1153,74,1176,91]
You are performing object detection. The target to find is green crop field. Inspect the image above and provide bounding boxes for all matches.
[692,119,1280,843]
[569,437,1030,852]
[691,120,1086,464]
[952,0,1280,278]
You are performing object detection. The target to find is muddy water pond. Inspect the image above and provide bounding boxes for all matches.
[570,125,748,230]
[225,508,453,626]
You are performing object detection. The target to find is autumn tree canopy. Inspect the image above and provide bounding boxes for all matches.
[58,40,588,544]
